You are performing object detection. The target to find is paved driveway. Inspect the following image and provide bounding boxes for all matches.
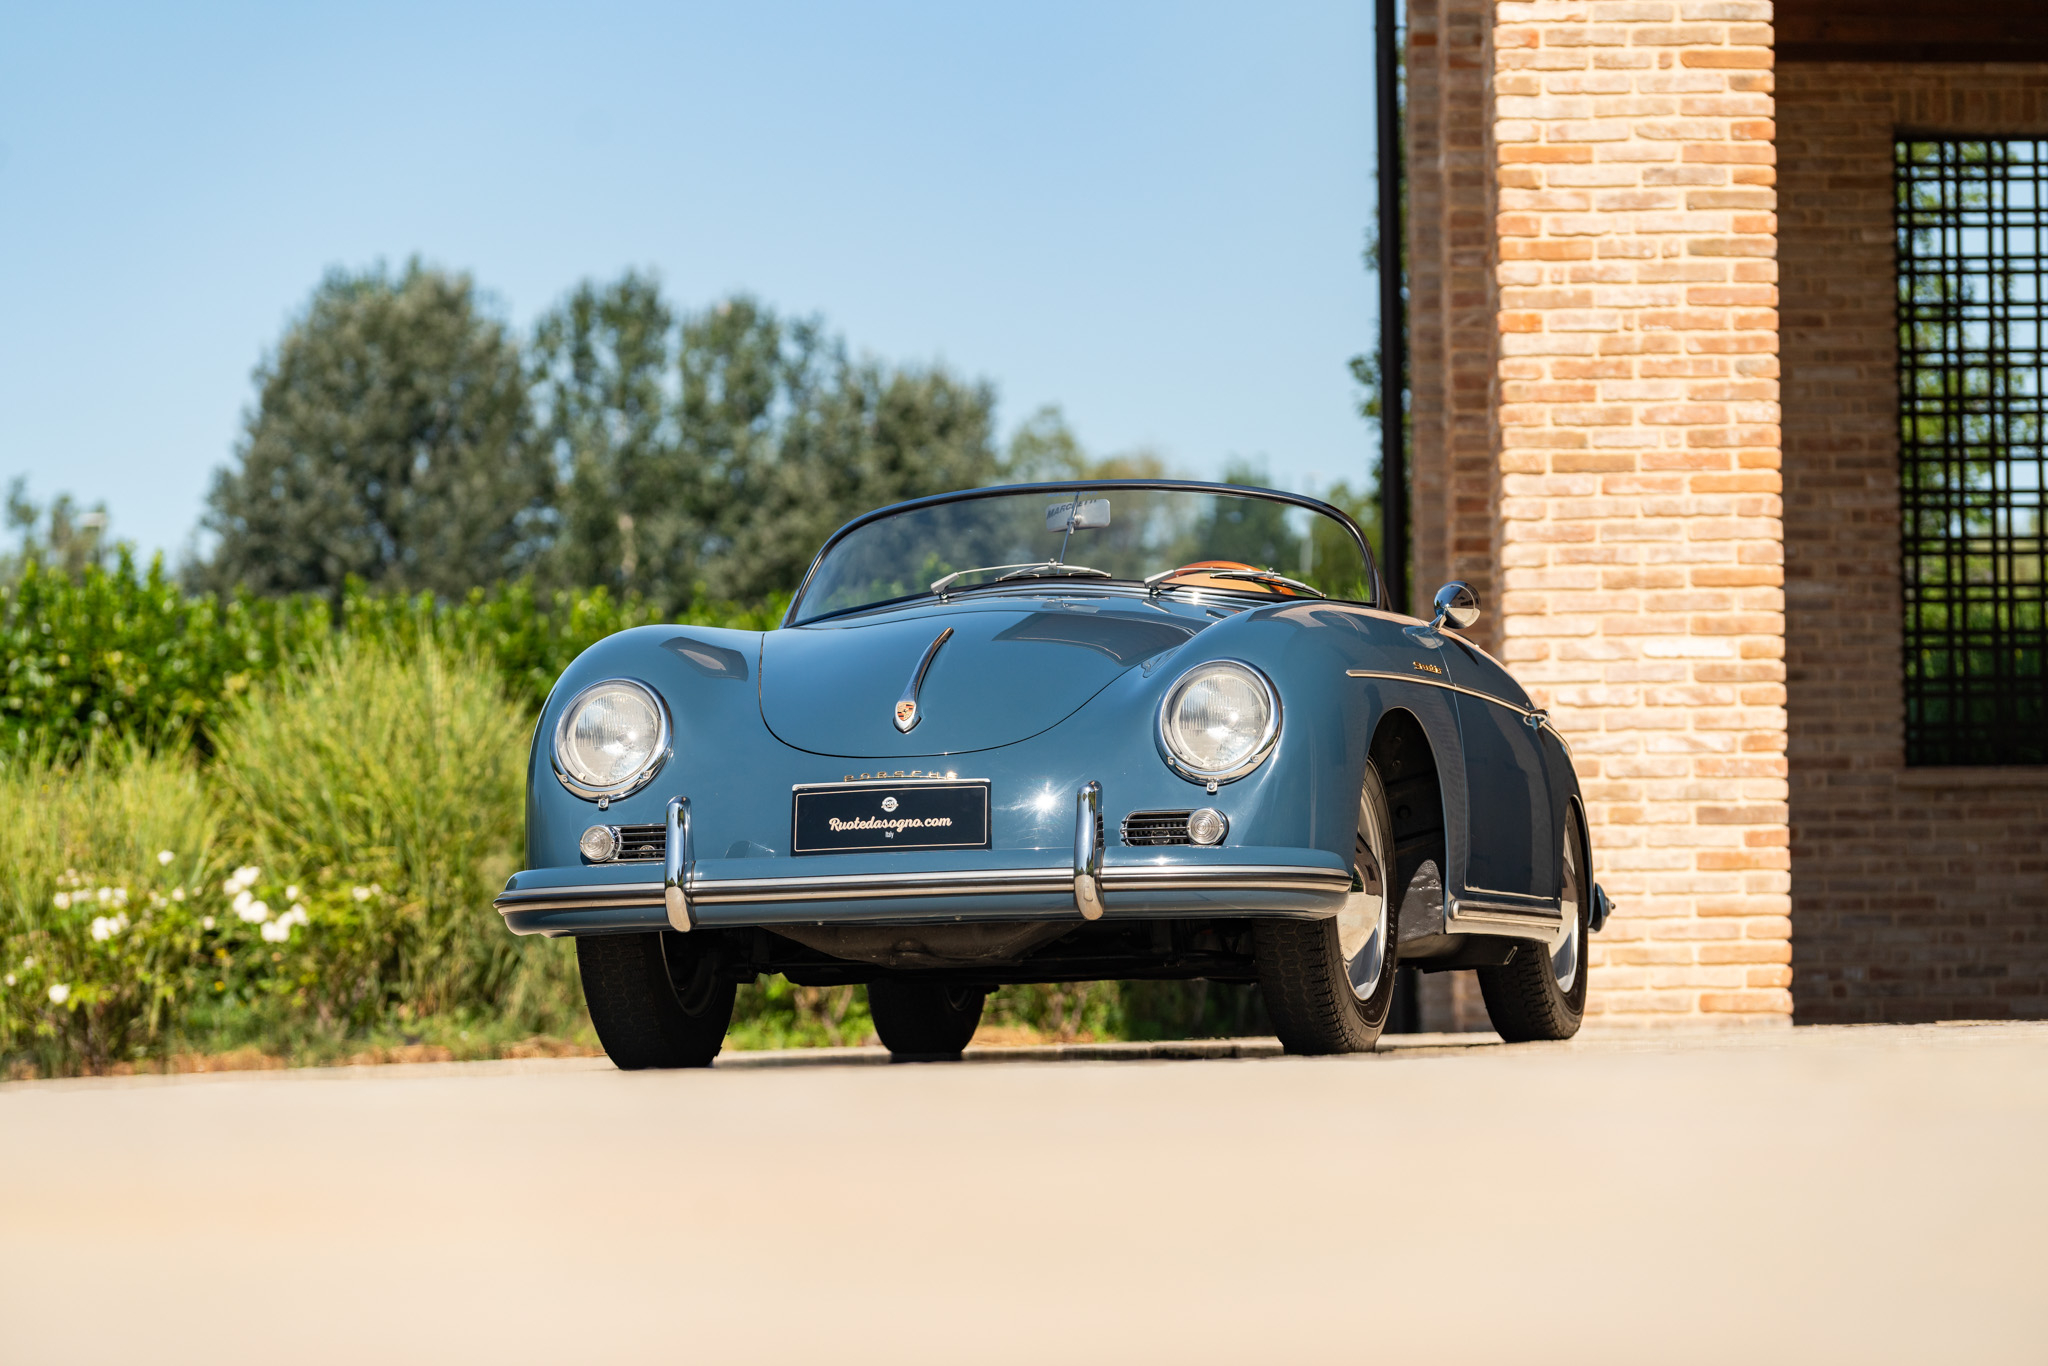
[4,1023,2044,1365]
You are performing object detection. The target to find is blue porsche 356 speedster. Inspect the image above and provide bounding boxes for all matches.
[495,480,1609,1066]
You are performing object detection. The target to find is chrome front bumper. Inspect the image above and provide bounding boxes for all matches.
[493,855,1354,938]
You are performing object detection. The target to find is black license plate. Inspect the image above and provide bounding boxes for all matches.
[791,781,991,856]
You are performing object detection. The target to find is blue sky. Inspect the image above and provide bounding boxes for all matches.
[0,1,1380,562]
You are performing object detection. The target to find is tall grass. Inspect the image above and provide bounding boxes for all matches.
[209,638,530,1015]
[0,640,588,1075]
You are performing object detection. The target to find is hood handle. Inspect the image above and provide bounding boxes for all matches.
[893,627,954,732]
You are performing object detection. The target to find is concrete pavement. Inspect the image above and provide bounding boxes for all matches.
[4,1022,2044,1364]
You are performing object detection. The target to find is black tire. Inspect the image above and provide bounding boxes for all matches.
[1255,763,1401,1055]
[867,980,987,1059]
[577,931,736,1070]
[1478,813,1590,1042]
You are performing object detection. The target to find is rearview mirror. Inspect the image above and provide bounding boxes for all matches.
[1432,581,1480,630]
[1046,498,1111,531]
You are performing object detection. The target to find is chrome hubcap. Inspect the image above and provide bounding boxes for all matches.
[1551,835,1582,992]
[1335,787,1390,1001]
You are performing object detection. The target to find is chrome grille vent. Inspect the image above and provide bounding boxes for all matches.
[613,823,666,861]
[1121,810,1194,846]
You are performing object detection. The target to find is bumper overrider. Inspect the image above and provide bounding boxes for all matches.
[496,789,1355,938]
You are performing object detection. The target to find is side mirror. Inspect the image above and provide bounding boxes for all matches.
[1432,580,1481,631]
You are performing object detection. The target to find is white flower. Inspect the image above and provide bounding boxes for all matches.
[112,887,128,907]
[279,906,309,930]
[47,983,69,1005]
[90,916,115,941]
[3,974,13,987]
[285,885,300,902]
[232,889,253,916]
[157,849,175,866]
[238,898,270,925]
[260,920,289,943]
[52,892,69,910]
[201,916,216,930]
[96,886,111,904]
[351,886,371,902]
[171,887,185,902]
[21,956,34,968]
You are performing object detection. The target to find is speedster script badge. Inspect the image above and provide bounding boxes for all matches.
[792,781,991,855]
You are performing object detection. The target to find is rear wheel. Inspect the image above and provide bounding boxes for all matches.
[578,931,736,1069]
[1255,763,1400,1054]
[868,981,986,1059]
[1478,817,1590,1042]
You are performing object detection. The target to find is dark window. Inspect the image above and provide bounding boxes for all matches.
[1896,139,2048,766]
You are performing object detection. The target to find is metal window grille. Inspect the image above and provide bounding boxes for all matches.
[1895,139,2048,766]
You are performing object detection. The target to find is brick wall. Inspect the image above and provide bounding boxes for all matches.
[1485,0,1792,1024]
[1779,63,2048,1022]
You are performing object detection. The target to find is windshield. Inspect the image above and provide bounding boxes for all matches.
[790,484,1377,623]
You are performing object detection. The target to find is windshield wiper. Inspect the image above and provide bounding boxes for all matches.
[1145,566,1326,599]
[931,562,1112,600]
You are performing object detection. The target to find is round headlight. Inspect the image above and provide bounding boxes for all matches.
[552,679,671,800]
[1158,661,1281,783]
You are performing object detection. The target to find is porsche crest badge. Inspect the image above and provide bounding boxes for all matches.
[894,699,918,730]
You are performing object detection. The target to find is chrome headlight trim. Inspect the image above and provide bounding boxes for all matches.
[1157,659,1282,785]
[551,678,674,802]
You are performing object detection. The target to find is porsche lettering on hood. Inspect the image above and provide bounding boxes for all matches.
[759,604,1202,757]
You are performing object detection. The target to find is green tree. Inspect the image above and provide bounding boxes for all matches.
[1003,405,1168,483]
[713,338,1005,601]
[530,272,685,603]
[535,281,1007,609]
[2,480,120,582]
[195,261,547,598]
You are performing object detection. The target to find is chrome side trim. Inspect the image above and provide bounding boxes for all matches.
[663,796,694,932]
[1345,668,1573,752]
[1074,782,1104,920]
[893,626,954,732]
[493,862,1354,915]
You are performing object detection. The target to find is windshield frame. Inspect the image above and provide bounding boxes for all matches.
[782,479,1385,627]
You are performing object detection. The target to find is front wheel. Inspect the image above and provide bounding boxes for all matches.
[1255,762,1400,1054]
[578,931,736,1069]
[1478,816,1590,1042]
[868,981,986,1059]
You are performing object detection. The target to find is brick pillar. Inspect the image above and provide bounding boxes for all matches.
[1490,0,1791,1024]
[1409,0,1506,644]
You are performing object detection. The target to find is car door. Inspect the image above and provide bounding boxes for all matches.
[1442,639,1558,905]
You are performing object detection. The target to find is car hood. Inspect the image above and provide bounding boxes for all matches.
[759,598,1210,757]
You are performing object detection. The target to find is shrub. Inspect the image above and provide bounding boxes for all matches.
[206,638,531,1020]
[0,746,224,1072]
[0,552,782,763]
